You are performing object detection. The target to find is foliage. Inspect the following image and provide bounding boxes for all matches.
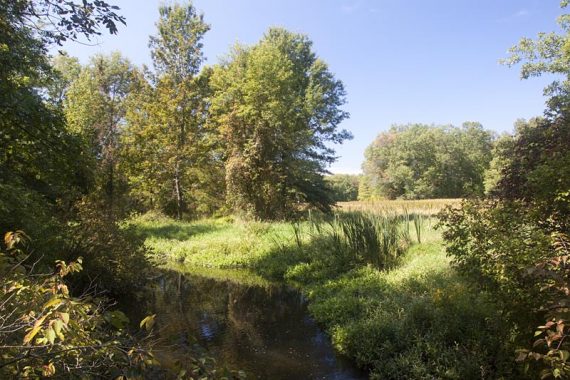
[48,52,81,104]
[502,1,570,115]
[325,174,359,202]
[0,0,91,256]
[62,198,152,298]
[0,231,158,378]
[210,28,351,219]
[439,111,570,378]
[483,132,515,194]
[294,243,514,380]
[439,200,552,323]
[361,122,495,199]
[494,117,570,232]
[515,233,570,380]
[123,3,221,219]
[64,52,139,216]
[12,0,126,45]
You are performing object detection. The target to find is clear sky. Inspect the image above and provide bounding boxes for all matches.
[54,0,564,174]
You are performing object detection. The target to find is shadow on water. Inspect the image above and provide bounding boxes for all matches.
[138,268,367,380]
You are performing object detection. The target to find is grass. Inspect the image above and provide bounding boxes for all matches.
[292,243,511,379]
[337,198,461,216]
[130,205,516,379]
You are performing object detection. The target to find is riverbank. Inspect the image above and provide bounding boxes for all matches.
[131,212,514,379]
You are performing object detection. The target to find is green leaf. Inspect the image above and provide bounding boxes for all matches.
[105,310,130,330]
[59,312,70,325]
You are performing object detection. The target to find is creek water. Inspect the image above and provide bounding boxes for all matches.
[143,268,367,379]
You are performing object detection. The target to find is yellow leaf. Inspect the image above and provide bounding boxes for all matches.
[42,362,56,377]
[139,314,156,331]
[43,297,62,311]
[59,312,70,325]
[45,327,55,345]
[23,315,47,344]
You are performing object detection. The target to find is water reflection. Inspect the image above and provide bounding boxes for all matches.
[148,270,367,379]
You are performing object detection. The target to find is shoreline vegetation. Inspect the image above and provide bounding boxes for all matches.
[131,200,515,379]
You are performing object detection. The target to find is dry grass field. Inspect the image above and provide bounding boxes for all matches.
[335,199,462,216]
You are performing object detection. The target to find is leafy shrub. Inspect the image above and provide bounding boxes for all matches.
[439,115,570,379]
[60,199,152,298]
[0,231,158,378]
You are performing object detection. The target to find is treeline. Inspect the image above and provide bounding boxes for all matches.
[359,122,496,200]
[50,4,350,221]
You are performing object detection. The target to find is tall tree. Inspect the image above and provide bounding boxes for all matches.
[210,28,350,219]
[64,52,137,216]
[123,2,217,218]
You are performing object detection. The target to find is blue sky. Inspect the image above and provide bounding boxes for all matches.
[55,0,564,174]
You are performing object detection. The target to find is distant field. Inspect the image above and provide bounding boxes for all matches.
[335,199,461,216]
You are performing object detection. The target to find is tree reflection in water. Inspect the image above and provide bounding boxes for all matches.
[143,269,366,379]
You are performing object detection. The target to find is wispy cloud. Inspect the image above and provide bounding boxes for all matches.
[340,2,380,16]
[514,9,530,17]
[497,8,531,23]
[340,2,360,14]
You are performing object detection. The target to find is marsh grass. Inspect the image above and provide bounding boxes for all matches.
[337,199,461,216]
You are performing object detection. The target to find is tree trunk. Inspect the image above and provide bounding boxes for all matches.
[174,160,183,220]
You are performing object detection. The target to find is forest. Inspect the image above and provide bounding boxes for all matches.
[0,0,569,379]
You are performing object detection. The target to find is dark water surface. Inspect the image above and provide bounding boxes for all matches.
[145,269,367,379]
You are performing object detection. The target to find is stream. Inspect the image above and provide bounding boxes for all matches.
[142,267,367,379]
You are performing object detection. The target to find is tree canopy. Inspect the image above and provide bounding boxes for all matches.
[210,28,351,219]
[360,123,494,199]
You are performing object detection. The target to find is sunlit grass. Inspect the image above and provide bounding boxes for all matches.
[336,199,461,216]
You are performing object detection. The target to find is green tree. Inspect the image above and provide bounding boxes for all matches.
[210,28,351,219]
[123,2,218,218]
[64,52,138,217]
[325,174,360,202]
[0,0,90,249]
[483,132,515,194]
[361,123,494,199]
[502,1,570,115]
[48,52,82,104]
[123,68,222,217]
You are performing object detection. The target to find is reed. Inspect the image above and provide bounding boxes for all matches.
[307,211,412,270]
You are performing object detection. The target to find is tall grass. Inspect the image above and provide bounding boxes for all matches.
[337,199,460,216]
[304,212,414,270]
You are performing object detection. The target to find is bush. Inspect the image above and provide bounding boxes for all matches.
[63,198,152,298]
[0,231,158,378]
